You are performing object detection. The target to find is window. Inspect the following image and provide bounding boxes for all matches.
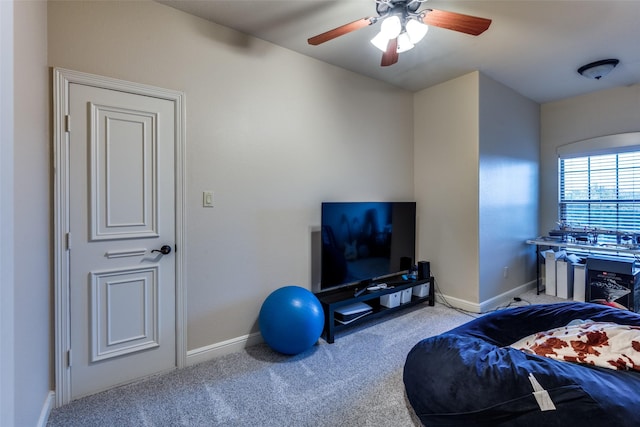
[559,150,640,244]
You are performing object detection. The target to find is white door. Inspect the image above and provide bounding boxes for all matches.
[67,82,177,399]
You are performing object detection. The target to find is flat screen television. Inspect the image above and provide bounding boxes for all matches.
[319,201,416,292]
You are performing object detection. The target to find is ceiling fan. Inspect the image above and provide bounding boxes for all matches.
[308,0,492,67]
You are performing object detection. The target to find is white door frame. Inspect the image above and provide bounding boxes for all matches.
[0,1,15,424]
[53,67,187,407]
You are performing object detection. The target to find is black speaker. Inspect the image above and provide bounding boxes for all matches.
[417,261,430,280]
[400,257,413,271]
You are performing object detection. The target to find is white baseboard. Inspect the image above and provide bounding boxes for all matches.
[435,293,481,313]
[186,281,537,365]
[186,332,263,366]
[479,280,537,312]
[436,280,537,314]
[37,391,55,427]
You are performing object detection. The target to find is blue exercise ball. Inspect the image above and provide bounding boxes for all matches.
[259,286,325,355]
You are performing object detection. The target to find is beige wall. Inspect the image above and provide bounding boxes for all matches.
[414,72,540,309]
[414,72,480,304]
[540,85,640,234]
[13,0,52,425]
[48,0,414,350]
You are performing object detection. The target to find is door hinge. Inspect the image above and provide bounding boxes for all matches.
[65,115,71,133]
[67,349,72,367]
[66,232,72,250]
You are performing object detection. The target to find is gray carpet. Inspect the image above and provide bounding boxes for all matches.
[47,290,561,427]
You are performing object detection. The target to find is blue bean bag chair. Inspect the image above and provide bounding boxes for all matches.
[403,302,640,426]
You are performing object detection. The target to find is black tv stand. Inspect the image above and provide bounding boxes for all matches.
[353,286,368,297]
[315,276,435,343]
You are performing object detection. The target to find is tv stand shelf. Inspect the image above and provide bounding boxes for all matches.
[315,276,435,343]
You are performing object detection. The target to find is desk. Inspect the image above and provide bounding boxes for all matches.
[526,238,640,294]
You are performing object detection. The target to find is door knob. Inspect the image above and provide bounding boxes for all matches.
[152,245,172,255]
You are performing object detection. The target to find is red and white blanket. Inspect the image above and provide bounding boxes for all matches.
[510,321,640,371]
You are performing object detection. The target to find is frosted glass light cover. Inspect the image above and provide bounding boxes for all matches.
[406,19,429,44]
[380,15,402,39]
[579,63,615,79]
[396,32,414,53]
[371,31,390,52]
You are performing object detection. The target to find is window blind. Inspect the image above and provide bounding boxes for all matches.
[559,151,640,243]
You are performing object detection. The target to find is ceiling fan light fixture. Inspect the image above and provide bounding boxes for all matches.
[371,15,403,52]
[308,2,492,68]
[406,18,429,44]
[396,32,414,53]
[577,59,620,80]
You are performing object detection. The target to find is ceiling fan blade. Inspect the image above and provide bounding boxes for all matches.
[421,9,492,36]
[381,38,399,67]
[308,17,375,46]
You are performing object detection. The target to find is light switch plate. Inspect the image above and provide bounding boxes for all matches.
[203,191,214,207]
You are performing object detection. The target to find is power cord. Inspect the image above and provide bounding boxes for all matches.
[485,297,533,313]
[431,275,480,319]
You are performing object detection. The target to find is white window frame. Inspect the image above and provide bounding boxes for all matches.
[557,132,640,243]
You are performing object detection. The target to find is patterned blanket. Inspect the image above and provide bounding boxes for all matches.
[511,321,640,371]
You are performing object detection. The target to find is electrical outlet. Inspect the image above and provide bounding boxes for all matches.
[503,267,509,278]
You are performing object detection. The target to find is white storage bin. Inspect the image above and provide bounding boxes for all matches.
[400,288,412,304]
[412,283,430,298]
[380,291,401,308]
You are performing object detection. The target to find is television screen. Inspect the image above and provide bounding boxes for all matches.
[320,201,416,292]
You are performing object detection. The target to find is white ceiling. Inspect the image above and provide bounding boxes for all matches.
[157,0,640,103]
